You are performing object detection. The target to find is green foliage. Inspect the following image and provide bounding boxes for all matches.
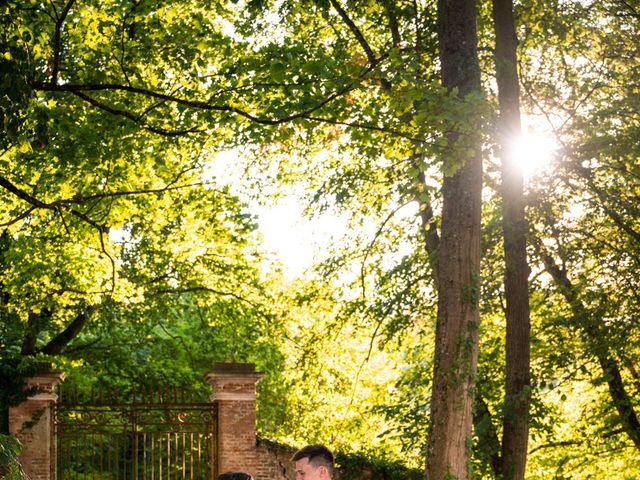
[0,434,23,480]
[1,0,640,477]
[335,449,423,480]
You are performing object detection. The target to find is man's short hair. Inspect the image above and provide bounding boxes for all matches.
[292,444,334,475]
[217,472,252,480]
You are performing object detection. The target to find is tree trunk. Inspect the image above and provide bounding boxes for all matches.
[426,0,482,477]
[492,0,532,477]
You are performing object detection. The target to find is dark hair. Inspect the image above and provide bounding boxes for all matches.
[217,472,253,480]
[291,444,334,475]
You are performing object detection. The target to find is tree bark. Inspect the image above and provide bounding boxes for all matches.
[492,0,532,477]
[39,305,97,355]
[426,0,482,477]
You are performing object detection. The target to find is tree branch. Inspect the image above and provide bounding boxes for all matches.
[33,60,377,130]
[533,234,640,452]
[39,305,97,355]
[0,174,106,232]
[615,0,640,19]
[71,91,202,137]
[416,170,440,288]
[64,181,204,205]
[359,201,413,302]
[0,207,36,227]
[328,0,377,66]
[1,165,203,225]
[301,114,432,143]
[381,0,402,46]
[148,286,264,312]
[50,0,75,84]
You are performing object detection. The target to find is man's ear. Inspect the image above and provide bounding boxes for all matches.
[318,466,330,479]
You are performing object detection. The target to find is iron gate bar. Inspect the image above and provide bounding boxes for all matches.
[55,385,216,480]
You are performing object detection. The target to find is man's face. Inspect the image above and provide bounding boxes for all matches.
[294,457,327,480]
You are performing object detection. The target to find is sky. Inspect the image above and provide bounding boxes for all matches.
[203,121,559,279]
[205,149,347,278]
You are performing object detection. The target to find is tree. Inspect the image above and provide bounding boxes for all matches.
[425,0,483,477]
[0,0,287,430]
[492,0,531,476]
[515,0,640,473]
[6,1,640,477]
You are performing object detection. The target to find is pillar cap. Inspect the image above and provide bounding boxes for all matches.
[211,362,259,374]
[26,372,65,392]
[205,363,264,401]
[206,362,264,382]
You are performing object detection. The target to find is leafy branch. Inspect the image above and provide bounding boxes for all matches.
[32,59,382,134]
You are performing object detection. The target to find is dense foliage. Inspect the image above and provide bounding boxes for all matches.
[1,0,639,478]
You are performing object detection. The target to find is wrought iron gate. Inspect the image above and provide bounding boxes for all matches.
[55,386,217,480]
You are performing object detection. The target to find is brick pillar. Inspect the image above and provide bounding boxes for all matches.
[9,372,64,480]
[206,363,264,478]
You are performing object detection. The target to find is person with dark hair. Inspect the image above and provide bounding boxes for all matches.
[217,472,253,480]
[291,444,334,480]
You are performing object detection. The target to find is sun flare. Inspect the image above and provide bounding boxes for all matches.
[509,129,558,177]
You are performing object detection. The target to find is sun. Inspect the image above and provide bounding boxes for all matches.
[508,127,558,178]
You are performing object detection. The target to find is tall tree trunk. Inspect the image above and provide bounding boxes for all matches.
[426,0,482,477]
[492,0,532,478]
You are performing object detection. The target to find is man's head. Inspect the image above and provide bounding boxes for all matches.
[291,444,334,480]
[217,472,252,480]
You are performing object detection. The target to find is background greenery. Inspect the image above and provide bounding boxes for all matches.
[1,0,639,478]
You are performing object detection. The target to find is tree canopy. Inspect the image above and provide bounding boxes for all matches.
[2,0,640,478]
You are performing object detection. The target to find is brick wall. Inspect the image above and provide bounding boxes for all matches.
[216,399,260,474]
[10,366,420,480]
[255,440,423,480]
[255,439,296,480]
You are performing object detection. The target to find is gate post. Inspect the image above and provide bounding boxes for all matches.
[206,363,263,479]
[9,372,64,480]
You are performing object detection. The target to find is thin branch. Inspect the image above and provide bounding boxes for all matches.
[99,229,116,294]
[60,337,103,354]
[148,286,264,312]
[359,201,411,302]
[0,207,36,227]
[328,0,377,66]
[0,174,121,291]
[50,0,75,84]
[158,322,197,371]
[117,1,141,87]
[0,175,104,233]
[0,174,50,209]
[528,439,583,455]
[63,181,204,205]
[301,114,432,143]
[417,169,440,287]
[58,206,71,235]
[71,91,202,137]
[615,0,640,19]
[381,0,402,46]
[528,428,625,455]
[33,56,381,130]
